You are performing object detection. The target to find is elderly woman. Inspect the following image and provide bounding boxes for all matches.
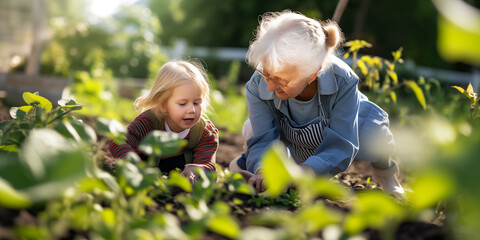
[229,10,405,196]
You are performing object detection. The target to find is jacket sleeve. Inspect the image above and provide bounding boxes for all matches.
[190,120,219,171]
[244,76,281,174]
[303,76,360,176]
[108,113,153,159]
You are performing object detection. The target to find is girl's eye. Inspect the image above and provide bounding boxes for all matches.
[194,102,201,106]
[179,103,187,106]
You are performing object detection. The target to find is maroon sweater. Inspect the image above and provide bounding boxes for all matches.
[108,112,218,171]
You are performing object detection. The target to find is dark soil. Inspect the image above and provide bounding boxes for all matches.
[0,102,450,240]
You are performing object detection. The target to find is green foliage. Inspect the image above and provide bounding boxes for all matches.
[452,82,480,122]
[344,40,430,114]
[434,0,480,66]
[40,1,165,79]
[208,61,249,133]
[0,92,83,151]
[67,70,137,122]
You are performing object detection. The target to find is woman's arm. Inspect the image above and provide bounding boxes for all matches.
[244,75,281,174]
[303,75,360,176]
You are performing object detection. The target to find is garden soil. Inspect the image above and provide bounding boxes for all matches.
[0,102,449,239]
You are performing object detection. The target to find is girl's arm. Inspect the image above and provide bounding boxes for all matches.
[108,112,153,159]
[189,120,218,171]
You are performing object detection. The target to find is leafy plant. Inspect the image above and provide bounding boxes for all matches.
[452,82,480,122]
[344,40,428,111]
[0,92,82,151]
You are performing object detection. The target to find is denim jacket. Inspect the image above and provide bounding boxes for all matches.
[244,56,390,176]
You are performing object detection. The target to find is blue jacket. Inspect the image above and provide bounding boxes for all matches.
[244,56,390,176]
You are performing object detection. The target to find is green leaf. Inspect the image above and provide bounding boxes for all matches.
[139,130,186,157]
[0,178,31,208]
[261,141,301,198]
[9,107,26,119]
[0,144,19,152]
[167,171,192,192]
[228,172,255,195]
[465,83,478,101]
[101,208,116,229]
[434,0,480,66]
[55,119,97,144]
[310,177,350,200]
[207,214,240,239]
[118,161,143,189]
[404,80,427,110]
[58,99,78,106]
[357,60,368,76]
[392,47,403,62]
[15,129,88,202]
[96,118,126,144]
[22,92,52,111]
[18,106,33,113]
[390,91,397,104]
[345,191,403,234]
[295,203,342,233]
[387,70,398,85]
[452,83,478,103]
[407,170,454,210]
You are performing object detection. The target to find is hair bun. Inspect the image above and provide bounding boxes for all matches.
[323,20,342,50]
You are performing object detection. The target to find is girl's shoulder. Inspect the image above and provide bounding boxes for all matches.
[200,118,218,134]
[128,110,156,130]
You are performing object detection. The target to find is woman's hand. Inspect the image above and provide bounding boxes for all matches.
[248,173,265,193]
[181,165,199,184]
[235,169,265,193]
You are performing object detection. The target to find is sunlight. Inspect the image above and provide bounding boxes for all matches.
[87,0,138,21]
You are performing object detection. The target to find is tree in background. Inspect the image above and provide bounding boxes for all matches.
[150,0,479,72]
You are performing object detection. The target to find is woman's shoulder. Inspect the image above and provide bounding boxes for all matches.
[330,56,358,82]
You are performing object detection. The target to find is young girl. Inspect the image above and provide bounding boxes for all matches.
[109,60,218,182]
[230,10,405,197]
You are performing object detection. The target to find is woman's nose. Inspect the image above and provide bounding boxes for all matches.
[267,81,278,92]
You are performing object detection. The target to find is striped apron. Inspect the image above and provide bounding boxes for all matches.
[279,99,331,164]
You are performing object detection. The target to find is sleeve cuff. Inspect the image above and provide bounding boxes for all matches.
[303,156,333,177]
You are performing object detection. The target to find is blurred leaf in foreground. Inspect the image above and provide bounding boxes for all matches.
[434,0,480,65]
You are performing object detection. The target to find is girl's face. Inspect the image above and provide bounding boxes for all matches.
[259,65,319,100]
[161,82,203,132]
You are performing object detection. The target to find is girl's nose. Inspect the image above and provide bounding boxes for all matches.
[188,104,196,113]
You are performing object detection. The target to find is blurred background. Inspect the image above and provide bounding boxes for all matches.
[0,0,479,129]
[1,0,479,105]
[2,1,480,238]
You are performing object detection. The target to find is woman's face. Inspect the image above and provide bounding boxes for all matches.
[258,65,318,100]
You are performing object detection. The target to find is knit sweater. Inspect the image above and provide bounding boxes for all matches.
[108,111,218,171]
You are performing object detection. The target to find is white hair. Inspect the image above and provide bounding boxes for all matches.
[246,10,343,79]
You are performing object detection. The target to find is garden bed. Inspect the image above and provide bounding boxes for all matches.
[0,101,449,239]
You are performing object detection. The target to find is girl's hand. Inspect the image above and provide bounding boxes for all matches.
[181,165,199,184]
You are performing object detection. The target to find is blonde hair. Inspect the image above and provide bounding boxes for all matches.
[247,10,344,79]
[134,59,210,116]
